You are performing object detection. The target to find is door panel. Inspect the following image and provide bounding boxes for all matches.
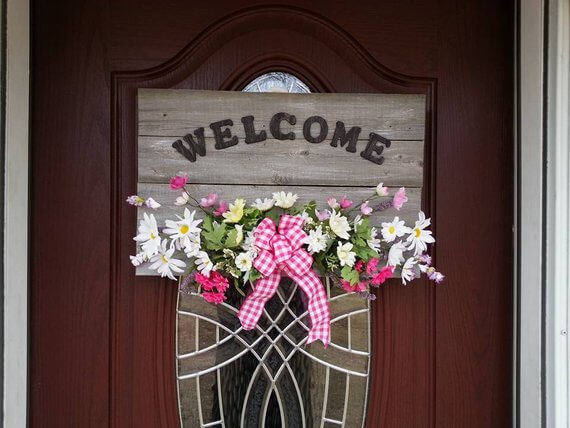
[31,1,513,427]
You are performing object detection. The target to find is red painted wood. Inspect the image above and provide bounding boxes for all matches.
[31,1,513,427]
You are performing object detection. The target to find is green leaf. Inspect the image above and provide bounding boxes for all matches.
[341,265,359,285]
[202,222,226,250]
[224,228,239,248]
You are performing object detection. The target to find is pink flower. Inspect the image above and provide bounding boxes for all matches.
[360,201,373,216]
[327,198,340,210]
[315,209,331,221]
[392,187,408,210]
[340,196,353,209]
[419,254,432,265]
[370,266,394,286]
[202,292,226,304]
[200,193,218,207]
[340,280,368,293]
[210,271,229,292]
[169,174,188,190]
[366,258,380,275]
[213,201,229,217]
[195,273,216,291]
[355,260,364,273]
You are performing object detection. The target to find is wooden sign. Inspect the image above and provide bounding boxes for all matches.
[137,89,426,275]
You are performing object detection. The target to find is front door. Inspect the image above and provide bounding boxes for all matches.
[30,1,514,426]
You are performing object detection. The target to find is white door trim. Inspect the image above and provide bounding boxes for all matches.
[3,0,29,426]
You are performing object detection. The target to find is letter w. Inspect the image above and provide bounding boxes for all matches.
[172,127,206,162]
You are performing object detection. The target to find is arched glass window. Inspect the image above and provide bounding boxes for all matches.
[242,72,311,93]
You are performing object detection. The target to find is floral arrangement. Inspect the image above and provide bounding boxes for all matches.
[128,173,443,346]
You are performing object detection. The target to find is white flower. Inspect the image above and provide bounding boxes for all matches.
[300,210,314,226]
[235,252,253,272]
[328,210,351,240]
[149,241,186,280]
[304,225,328,254]
[353,214,363,232]
[234,224,244,246]
[175,191,190,206]
[406,211,435,255]
[129,252,147,266]
[133,212,161,257]
[164,208,203,248]
[144,197,161,209]
[367,227,381,251]
[381,217,410,242]
[241,231,258,259]
[195,251,214,277]
[251,198,275,211]
[387,241,406,266]
[376,182,389,196]
[272,191,298,208]
[401,257,417,285]
[337,242,356,267]
[183,234,201,258]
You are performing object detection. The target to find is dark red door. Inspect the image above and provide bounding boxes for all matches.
[31,1,513,426]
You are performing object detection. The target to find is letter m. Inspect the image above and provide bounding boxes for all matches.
[330,121,361,153]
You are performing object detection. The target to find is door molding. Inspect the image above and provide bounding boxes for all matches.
[3,0,29,426]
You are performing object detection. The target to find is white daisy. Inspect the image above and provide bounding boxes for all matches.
[328,210,351,240]
[183,234,201,258]
[251,198,275,211]
[381,217,410,242]
[195,251,214,277]
[401,257,417,285]
[406,211,435,255]
[129,252,147,267]
[272,191,298,208]
[367,227,381,251]
[353,214,363,232]
[149,241,186,280]
[164,208,203,248]
[235,252,253,272]
[133,212,161,258]
[304,225,328,254]
[337,242,356,267]
[387,241,406,266]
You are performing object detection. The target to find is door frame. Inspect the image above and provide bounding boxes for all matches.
[2,1,566,427]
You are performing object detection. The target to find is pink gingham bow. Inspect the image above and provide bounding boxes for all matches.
[237,215,331,346]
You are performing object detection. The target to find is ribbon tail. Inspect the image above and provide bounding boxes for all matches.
[237,272,281,330]
[287,268,331,347]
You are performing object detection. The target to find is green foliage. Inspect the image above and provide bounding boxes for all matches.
[341,265,359,285]
[224,228,240,248]
[202,220,227,250]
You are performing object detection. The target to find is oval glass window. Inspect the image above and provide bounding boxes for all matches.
[176,73,371,428]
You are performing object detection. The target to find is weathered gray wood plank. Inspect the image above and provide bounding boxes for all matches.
[138,89,426,140]
[138,137,424,186]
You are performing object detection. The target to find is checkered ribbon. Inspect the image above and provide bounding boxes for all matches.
[237,215,331,347]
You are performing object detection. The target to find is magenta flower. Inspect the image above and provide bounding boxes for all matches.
[202,292,226,304]
[354,260,364,273]
[370,266,394,286]
[195,272,216,291]
[340,279,368,293]
[169,174,188,190]
[315,209,331,221]
[360,201,373,216]
[392,187,408,210]
[366,258,380,275]
[340,196,353,209]
[200,193,218,207]
[213,201,229,217]
[210,271,230,292]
